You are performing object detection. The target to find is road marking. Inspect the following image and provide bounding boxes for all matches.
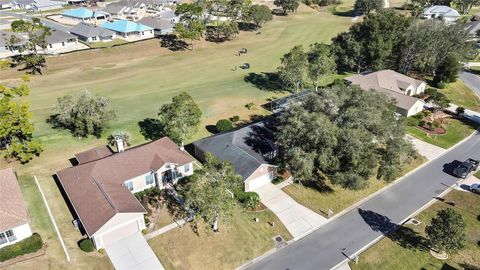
[34,175,71,262]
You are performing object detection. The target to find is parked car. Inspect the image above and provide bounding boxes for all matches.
[471,183,480,194]
[453,158,479,179]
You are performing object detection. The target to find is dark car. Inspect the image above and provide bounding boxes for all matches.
[453,159,479,179]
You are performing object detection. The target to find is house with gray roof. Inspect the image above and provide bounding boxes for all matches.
[70,23,116,42]
[464,20,480,41]
[422,5,460,23]
[0,30,28,58]
[43,29,79,53]
[193,118,278,191]
[345,70,426,117]
[0,0,13,9]
[137,16,174,36]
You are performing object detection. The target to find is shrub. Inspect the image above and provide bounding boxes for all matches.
[419,120,426,127]
[98,248,105,255]
[142,228,148,235]
[436,81,447,89]
[0,233,43,262]
[432,121,440,128]
[271,176,284,184]
[79,238,94,253]
[405,117,419,127]
[234,190,261,209]
[456,106,465,115]
[245,102,256,110]
[412,111,425,120]
[230,115,240,122]
[216,119,234,132]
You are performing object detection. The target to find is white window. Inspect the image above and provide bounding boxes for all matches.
[125,181,134,191]
[0,230,16,245]
[145,173,154,185]
[0,232,6,245]
[92,36,97,41]
[49,44,52,48]
[62,42,65,46]
[184,163,190,173]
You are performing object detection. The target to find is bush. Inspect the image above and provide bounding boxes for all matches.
[216,119,234,132]
[0,233,43,262]
[234,190,261,209]
[436,81,447,89]
[245,102,256,110]
[412,111,425,120]
[271,176,284,184]
[456,106,465,115]
[419,120,426,127]
[79,238,94,253]
[230,115,240,122]
[405,117,420,127]
[98,248,105,255]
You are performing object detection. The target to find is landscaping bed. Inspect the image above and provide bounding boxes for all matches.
[0,233,43,262]
[350,190,480,270]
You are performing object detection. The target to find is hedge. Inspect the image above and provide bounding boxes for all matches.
[233,189,260,209]
[216,119,234,133]
[79,238,94,253]
[0,233,43,262]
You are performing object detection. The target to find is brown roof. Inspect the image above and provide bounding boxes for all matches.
[75,145,114,164]
[345,70,425,111]
[56,137,194,236]
[0,168,30,232]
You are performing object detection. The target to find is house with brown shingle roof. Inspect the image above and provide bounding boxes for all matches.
[0,168,33,248]
[345,70,427,116]
[56,137,194,249]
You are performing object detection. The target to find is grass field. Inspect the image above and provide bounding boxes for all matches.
[283,157,426,217]
[350,190,480,270]
[405,118,477,149]
[440,80,480,112]
[0,4,354,269]
[149,207,292,270]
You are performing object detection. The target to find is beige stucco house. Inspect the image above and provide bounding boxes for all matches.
[345,70,427,117]
[56,137,194,249]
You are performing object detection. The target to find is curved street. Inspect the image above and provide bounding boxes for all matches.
[245,129,480,270]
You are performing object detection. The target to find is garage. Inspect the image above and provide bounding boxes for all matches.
[247,171,274,191]
[100,219,140,247]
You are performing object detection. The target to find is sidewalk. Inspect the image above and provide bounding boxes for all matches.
[406,135,446,160]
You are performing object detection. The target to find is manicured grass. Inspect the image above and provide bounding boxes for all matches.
[474,170,480,179]
[405,118,477,149]
[87,39,130,49]
[148,207,292,270]
[350,190,480,270]
[440,80,480,112]
[283,157,426,217]
[0,5,353,269]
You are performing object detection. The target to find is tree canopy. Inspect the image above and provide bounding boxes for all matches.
[183,153,242,231]
[274,0,299,14]
[426,208,466,253]
[278,45,309,92]
[175,3,206,50]
[276,84,416,189]
[157,92,202,145]
[453,0,480,14]
[354,0,383,15]
[50,90,116,138]
[307,43,336,91]
[246,4,273,29]
[0,77,43,163]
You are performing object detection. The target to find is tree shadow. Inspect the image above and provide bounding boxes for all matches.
[138,118,166,141]
[238,22,257,31]
[159,34,188,51]
[205,124,218,134]
[358,209,428,251]
[244,72,285,92]
[272,9,287,16]
[332,8,357,17]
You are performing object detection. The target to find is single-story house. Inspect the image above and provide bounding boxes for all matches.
[101,20,153,40]
[43,29,78,53]
[193,118,278,191]
[158,9,179,23]
[101,4,127,19]
[0,30,28,58]
[29,0,66,11]
[56,137,194,249]
[11,0,33,9]
[421,5,460,22]
[0,168,33,248]
[137,16,174,36]
[62,8,110,23]
[70,22,116,42]
[345,70,426,117]
[0,0,13,9]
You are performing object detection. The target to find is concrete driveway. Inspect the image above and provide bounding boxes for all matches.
[105,233,164,270]
[255,183,327,239]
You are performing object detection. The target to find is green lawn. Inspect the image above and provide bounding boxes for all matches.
[0,4,353,269]
[149,207,292,270]
[283,157,426,217]
[474,170,480,179]
[440,80,480,112]
[405,118,477,149]
[350,190,480,270]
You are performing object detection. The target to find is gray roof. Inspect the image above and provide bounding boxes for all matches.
[464,21,480,36]
[70,23,116,38]
[102,3,125,14]
[137,17,174,30]
[193,118,277,180]
[45,29,77,44]
[13,0,35,5]
[159,9,176,19]
[0,30,27,47]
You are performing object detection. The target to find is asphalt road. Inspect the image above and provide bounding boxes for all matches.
[460,70,480,97]
[246,129,480,270]
[0,10,71,32]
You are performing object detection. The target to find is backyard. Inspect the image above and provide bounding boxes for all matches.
[283,157,426,217]
[0,4,353,269]
[350,190,480,270]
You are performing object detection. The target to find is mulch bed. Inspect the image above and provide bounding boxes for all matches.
[0,244,47,269]
[245,202,268,213]
[416,125,447,135]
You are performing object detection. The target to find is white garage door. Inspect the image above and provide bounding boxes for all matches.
[248,171,274,191]
[101,220,140,247]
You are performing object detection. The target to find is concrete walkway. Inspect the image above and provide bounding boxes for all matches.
[145,219,186,240]
[455,175,480,193]
[255,183,327,239]
[406,135,446,160]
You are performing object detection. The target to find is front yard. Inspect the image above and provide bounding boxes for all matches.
[148,207,292,270]
[439,80,480,112]
[350,190,480,270]
[283,157,426,218]
[405,117,477,149]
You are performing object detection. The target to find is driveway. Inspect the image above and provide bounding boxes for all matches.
[406,135,446,161]
[460,70,480,97]
[255,183,327,239]
[105,233,164,270]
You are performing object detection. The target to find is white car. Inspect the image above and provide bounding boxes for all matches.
[471,183,480,194]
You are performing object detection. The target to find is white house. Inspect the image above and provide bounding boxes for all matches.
[345,70,427,117]
[62,7,110,24]
[422,5,461,23]
[70,22,116,42]
[0,30,28,59]
[193,118,278,191]
[12,0,66,11]
[101,20,153,41]
[43,29,79,54]
[56,137,194,249]
[0,168,33,248]
[0,0,13,9]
